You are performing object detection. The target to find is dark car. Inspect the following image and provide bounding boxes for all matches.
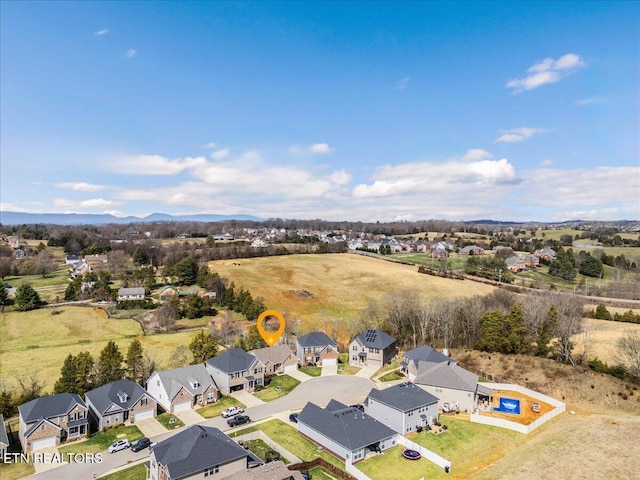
[227,415,251,427]
[289,413,299,423]
[130,437,151,452]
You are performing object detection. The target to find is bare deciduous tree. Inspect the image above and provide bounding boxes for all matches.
[156,304,178,333]
[617,331,640,379]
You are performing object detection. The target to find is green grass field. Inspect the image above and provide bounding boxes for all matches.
[241,439,290,464]
[197,396,246,418]
[0,307,204,392]
[389,253,468,270]
[359,445,444,480]
[100,463,147,480]
[58,425,144,455]
[255,375,300,402]
[299,366,322,377]
[156,413,184,430]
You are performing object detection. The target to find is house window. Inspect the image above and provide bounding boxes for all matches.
[207,392,214,402]
[69,426,78,435]
[157,379,160,386]
[69,413,75,421]
[77,411,85,419]
[41,424,45,431]
[255,368,262,374]
[352,345,357,351]
[352,356,357,362]
[204,465,220,476]
[141,398,148,406]
[114,415,119,422]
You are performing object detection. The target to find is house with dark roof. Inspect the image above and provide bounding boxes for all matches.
[0,414,9,460]
[205,349,265,395]
[85,379,157,431]
[18,393,89,452]
[147,364,219,413]
[401,345,456,381]
[365,383,439,434]
[249,344,298,377]
[149,425,261,480]
[297,400,398,463]
[295,331,339,366]
[413,361,479,413]
[348,329,397,367]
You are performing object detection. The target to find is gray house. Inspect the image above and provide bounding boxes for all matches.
[297,400,398,463]
[117,287,145,301]
[401,345,455,381]
[149,425,261,480]
[0,414,8,460]
[85,379,157,431]
[413,361,479,413]
[296,331,339,366]
[206,348,265,395]
[147,364,219,413]
[349,329,397,367]
[365,383,439,434]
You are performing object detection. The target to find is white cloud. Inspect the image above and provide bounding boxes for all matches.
[210,149,229,160]
[540,159,553,167]
[395,75,410,91]
[576,96,606,106]
[53,198,116,209]
[56,182,106,192]
[125,49,137,58]
[110,154,207,175]
[463,149,493,161]
[494,127,545,143]
[201,142,217,149]
[94,28,110,36]
[506,53,586,92]
[310,143,334,154]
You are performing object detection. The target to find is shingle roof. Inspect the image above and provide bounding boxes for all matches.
[297,332,338,348]
[298,402,396,452]
[19,393,86,424]
[367,383,439,412]
[85,379,148,415]
[154,364,218,400]
[249,344,295,366]
[414,361,478,392]
[118,287,145,296]
[206,348,258,374]
[354,329,396,349]
[403,345,454,366]
[0,414,8,448]
[153,425,248,479]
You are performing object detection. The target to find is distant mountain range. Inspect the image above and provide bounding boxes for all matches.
[0,211,263,226]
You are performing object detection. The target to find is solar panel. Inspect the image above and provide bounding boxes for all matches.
[365,329,378,343]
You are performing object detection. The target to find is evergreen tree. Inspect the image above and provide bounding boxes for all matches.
[174,255,198,285]
[74,351,95,394]
[536,305,557,356]
[507,303,527,354]
[579,255,604,278]
[245,324,268,350]
[14,284,41,311]
[97,341,124,386]
[197,265,211,288]
[183,294,204,319]
[189,330,218,364]
[593,303,612,320]
[0,282,8,306]
[0,389,16,418]
[132,247,147,266]
[54,354,78,394]
[126,339,145,383]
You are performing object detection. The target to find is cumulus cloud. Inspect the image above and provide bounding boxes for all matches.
[395,75,410,91]
[463,149,493,161]
[506,53,586,92]
[310,143,335,154]
[201,142,217,149]
[125,49,137,58]
[56,182,107,192]
[110,154,207,175]
[494,127,545,143]
[94,28,110,36]
[540,159,553,167]
[210,149,229,160]
[53,198,116,209]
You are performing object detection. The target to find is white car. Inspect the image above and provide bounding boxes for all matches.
[108,439,131,453]
[220,406,244,418]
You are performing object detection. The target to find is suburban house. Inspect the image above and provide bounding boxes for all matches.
[222,461,304,480]
[295,331,340,366]
[85,379,157,431]
[249,344,298,377]
[205,348,265,395]
[460,245,485,255]
[117,287,146,301]
[297,400,398,463]
[534,248,556,262]
[18,393,89,452]
[147,364,219,413]
[65,254,80,265]
[430,247,449,259]
[505,256,526,272]
[365,383,439,434]
[0,414,8,460]
[401,345,455,381]
[413,361,479,413]
[348,329,397,367]
[158,285,180,303]
[149,425,262,480]
[523,254,540,268]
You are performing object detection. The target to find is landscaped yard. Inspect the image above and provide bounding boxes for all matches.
[358,445,444,480]
[156,413,185,430]
[100,462,147,480]
[196,396,246,418]
[255,374,300,401]
[378,370,404,382]
[338,354,361,375]
[373,358,402,378]
[298,366,322,377]
[241,439,290,464]
[58,425,144,455]
[229,419,343,470]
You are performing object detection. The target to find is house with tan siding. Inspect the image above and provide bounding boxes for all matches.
[85,379,157,431]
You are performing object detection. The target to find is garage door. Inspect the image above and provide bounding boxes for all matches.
[284,364,298,373]
[134,410,154,422]
[173,402,192,412]
[31,436,57,450]
[322,358,337,366]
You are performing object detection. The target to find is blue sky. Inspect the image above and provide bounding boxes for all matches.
[1,1,638,222]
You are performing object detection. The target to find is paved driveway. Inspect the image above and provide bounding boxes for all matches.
[286,369,313,383]
[231,390,265,408]
[174,408,205,426]
[135,417,167,437]
[31,446,63,475]
[355,365,379,379]
[321,363,338,376]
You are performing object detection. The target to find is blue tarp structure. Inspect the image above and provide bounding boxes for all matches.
[493,397,521,414]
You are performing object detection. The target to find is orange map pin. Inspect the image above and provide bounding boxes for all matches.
[256,310,286,347]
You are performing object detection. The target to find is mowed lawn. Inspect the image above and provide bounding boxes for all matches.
[208,254,496,337]
[0,307,202,391]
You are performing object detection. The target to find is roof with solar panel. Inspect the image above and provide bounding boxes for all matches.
[355,329,396,349]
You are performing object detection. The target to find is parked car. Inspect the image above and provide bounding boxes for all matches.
[108,439,131,453]
[130,437,151,452]
[227,415,251,427]
[221,406,244,418]
[289,413,299,423]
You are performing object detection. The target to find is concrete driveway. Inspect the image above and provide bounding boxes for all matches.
[174,408,205,426]
[355,365,379,379]
[321,363,338,376]
[231,390,265,408]
[32,446,64,475]
[286,369,313,383]
[135,417,167,437]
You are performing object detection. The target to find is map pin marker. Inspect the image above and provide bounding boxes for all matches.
[256,310,286,347]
